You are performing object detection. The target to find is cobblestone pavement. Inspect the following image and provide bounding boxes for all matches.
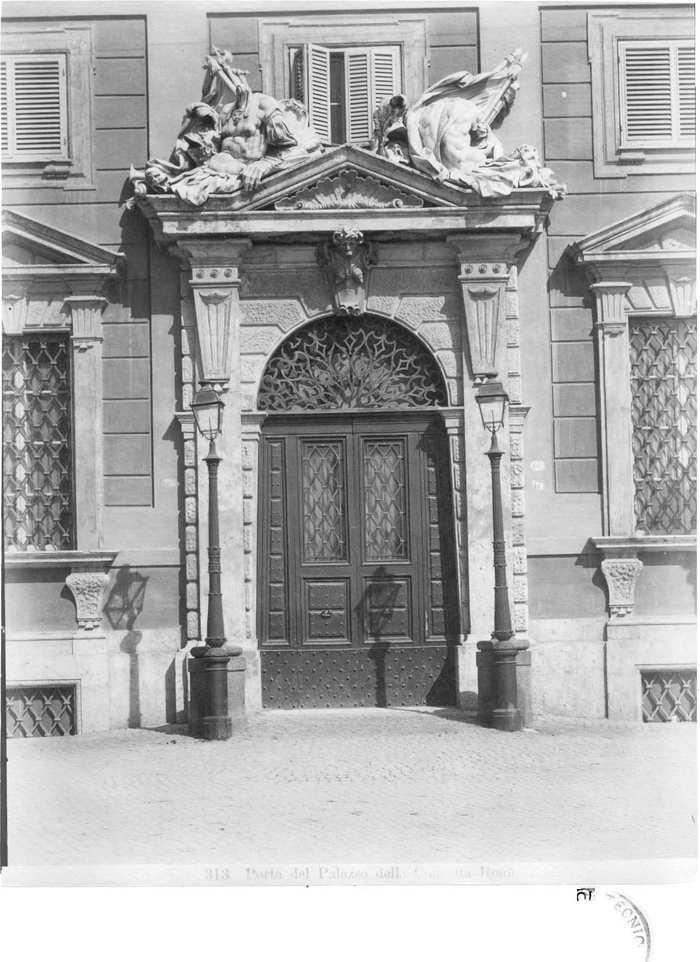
[5,709,697,869]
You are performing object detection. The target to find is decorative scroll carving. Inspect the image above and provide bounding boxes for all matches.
[318,228,378,316]
[258,315,447,412]
[601,558,643,618]
[65,570,110,631]
[275,170,424,210]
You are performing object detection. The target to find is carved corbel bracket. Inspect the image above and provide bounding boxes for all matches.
[63,295,108,350]
[663,267,697,318]
[65,563,114,632]
[600,558,643,619]
[447,233,528,381]
[318,227,377,317]
[176,239,252,391]
[2,282,30,334]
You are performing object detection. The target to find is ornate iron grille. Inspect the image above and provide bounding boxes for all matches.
[258,316,448,411]
[6,685,78,736]
[629,319,697,534]
[2,335,73,550]
[363,439,407,560]
[641,670,697,722]
[302,441,347,562]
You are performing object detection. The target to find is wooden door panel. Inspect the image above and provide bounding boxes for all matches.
[362,575,412,642]
[304,578,351,644]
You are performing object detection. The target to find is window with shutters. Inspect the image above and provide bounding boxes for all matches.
[1,22,95,190]
[1,54,69,162]
[619,41,695,149]
[588,9,695,177]
[289,44,401,145]
[259,16,428,132]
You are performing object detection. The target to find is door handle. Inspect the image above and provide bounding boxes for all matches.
[320,609,333,619]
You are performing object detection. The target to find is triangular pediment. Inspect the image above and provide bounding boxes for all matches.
[572,193,696,263]
[207,145,479,213]
[2,210,122,271]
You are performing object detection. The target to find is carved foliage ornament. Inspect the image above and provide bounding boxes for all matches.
[65,571,111,631]
[601,558,643,618]
[258,315,448,412]
[274,170,424,210]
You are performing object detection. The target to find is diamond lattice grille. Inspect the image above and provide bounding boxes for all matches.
[6,685,77,736]
[2,335,73,550]
[258,316,447,412]
[629,319,697,534]
[641,670,697,722]
[302,441,347,562]
[363,440,407,561]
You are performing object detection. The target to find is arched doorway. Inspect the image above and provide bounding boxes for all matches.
[257,315,460,708]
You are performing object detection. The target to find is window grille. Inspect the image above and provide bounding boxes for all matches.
[2,335,74,550]
[619,41,695,148]
[0,54,69,161]
[290,44,400,144]
[641,670,697,722]
[5,685,77,736]
[629,319,697,535]
[258,316,447,412]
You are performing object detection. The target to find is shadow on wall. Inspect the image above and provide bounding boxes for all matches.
[104,566,149,729]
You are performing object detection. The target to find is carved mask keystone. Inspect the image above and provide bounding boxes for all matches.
[318,228,378,317]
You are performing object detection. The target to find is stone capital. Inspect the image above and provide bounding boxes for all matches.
[64,295,108,348]
[590,280,633,333]
[447,232,530,268]
[601,558,643,619]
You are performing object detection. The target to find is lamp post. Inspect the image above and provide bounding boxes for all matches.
[475,379,525,732]
[189,386,239,740]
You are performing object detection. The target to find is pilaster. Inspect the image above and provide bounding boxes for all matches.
[441,410,468,643]
[590,279,635,535]
[63,291,108,550]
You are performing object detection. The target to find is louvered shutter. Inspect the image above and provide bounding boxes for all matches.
[290,47,305,103]
[620,41,695,147]
[1,54,67,160]
[370,47,400,110]
[678,44,696,139]
[305,43,331,143]
[1,61,9,156]
[345,49,372,143]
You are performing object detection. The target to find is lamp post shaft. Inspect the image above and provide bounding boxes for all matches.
[487,430,514,643]
[204,438,226,647]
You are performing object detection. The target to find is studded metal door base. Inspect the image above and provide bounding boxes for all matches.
[261,647,456,709]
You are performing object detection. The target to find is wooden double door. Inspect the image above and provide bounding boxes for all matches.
[258,412,459,708]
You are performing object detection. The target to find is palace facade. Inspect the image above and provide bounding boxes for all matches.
[2,2,696,735]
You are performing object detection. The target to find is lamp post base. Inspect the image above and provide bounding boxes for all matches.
[188,645,246,740]
[476,639,531,732]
